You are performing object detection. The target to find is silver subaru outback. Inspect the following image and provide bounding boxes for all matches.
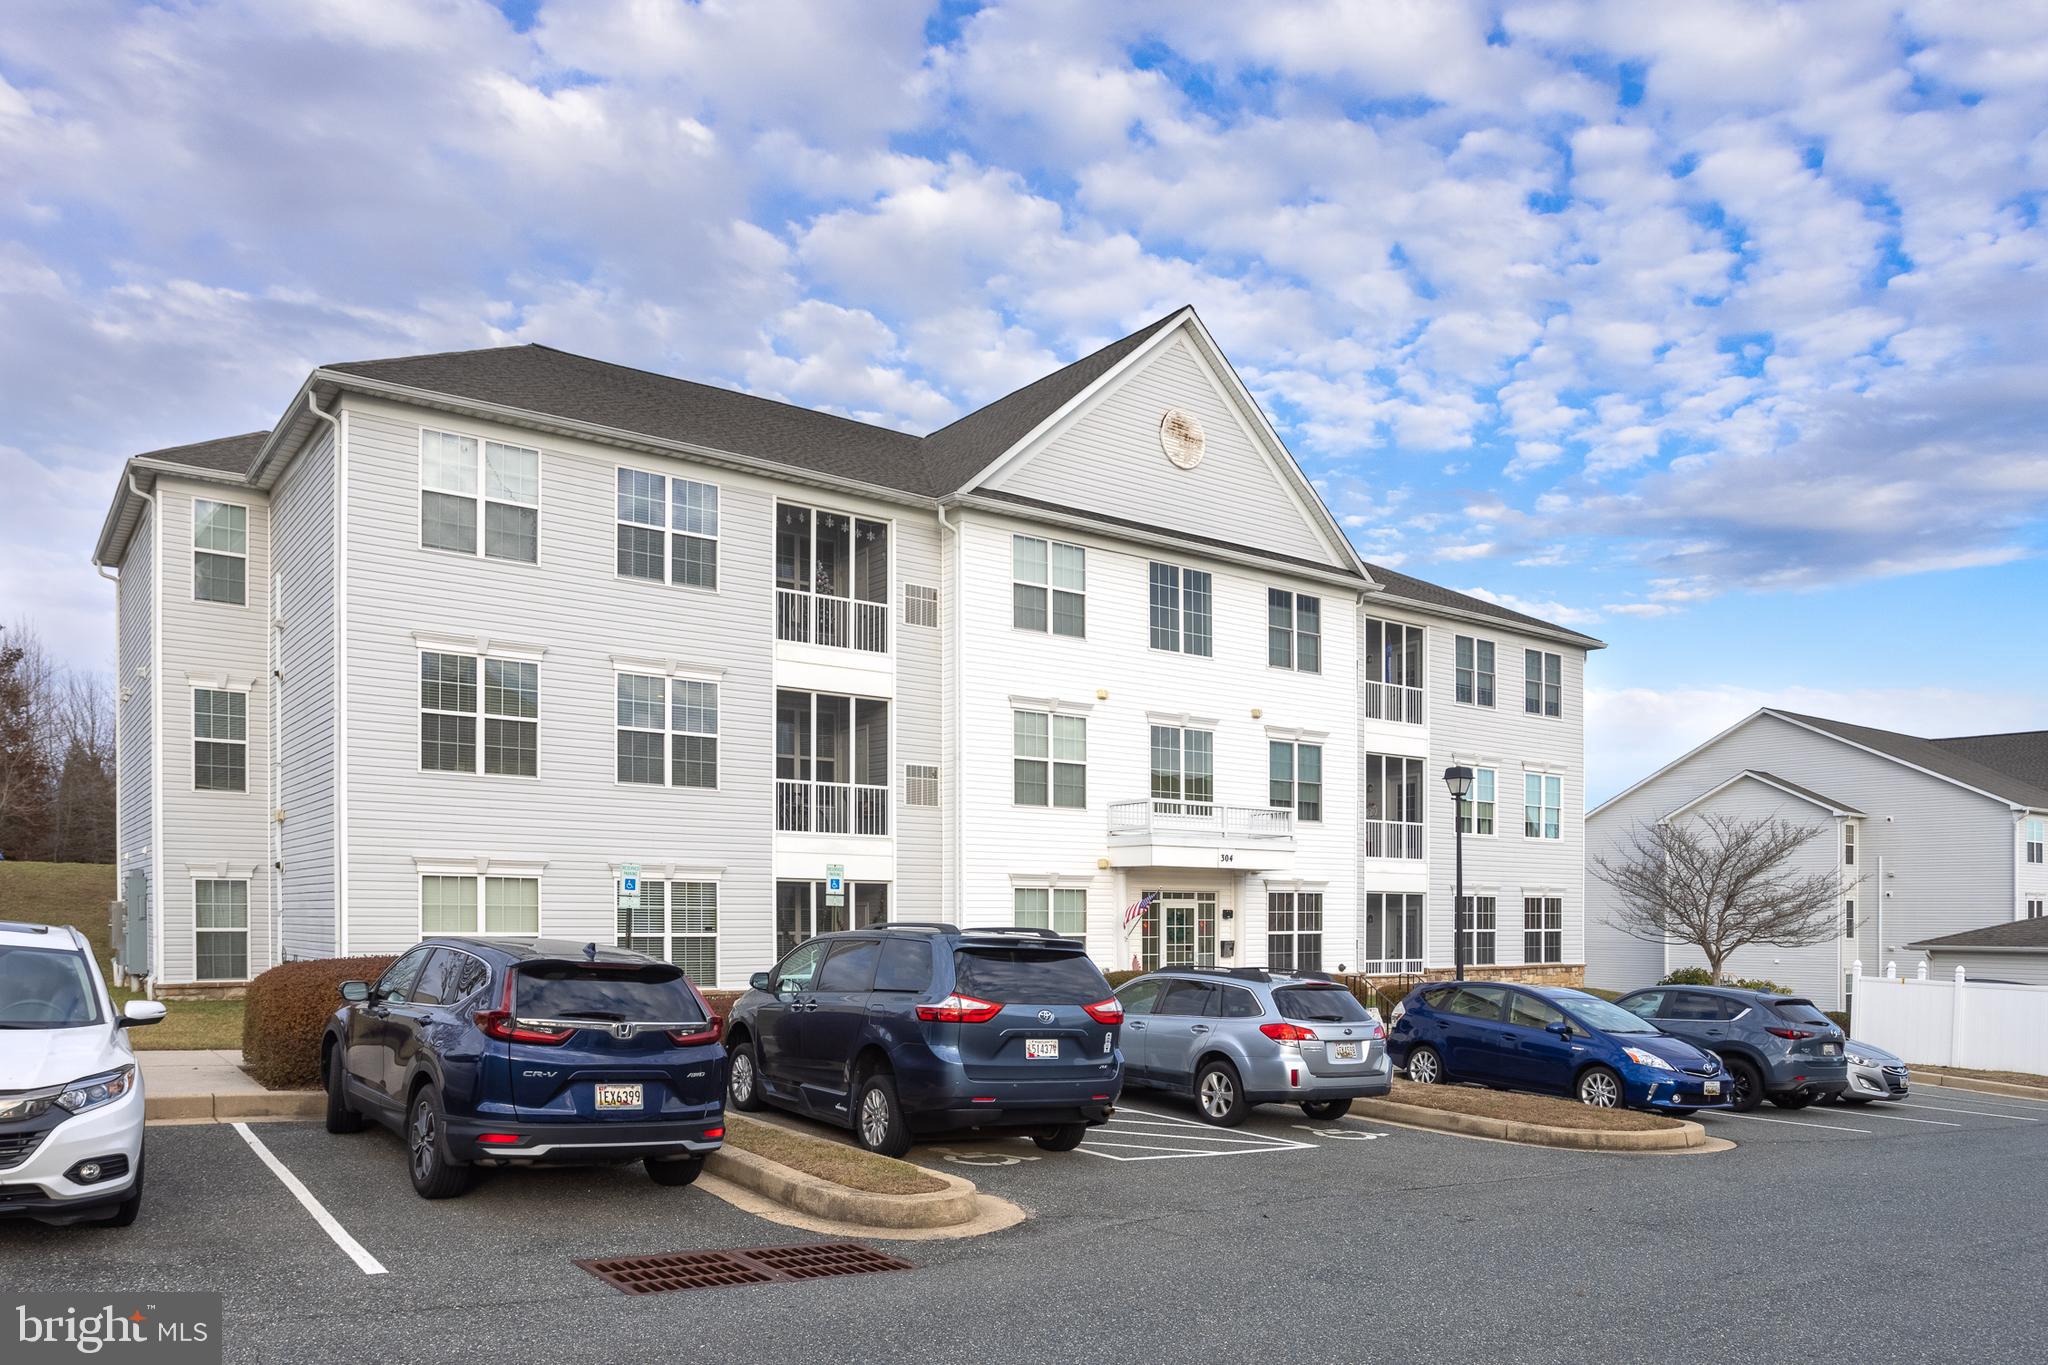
[1113,968,1393,1126]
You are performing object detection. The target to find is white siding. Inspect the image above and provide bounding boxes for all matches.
[891,509,946,921]
[1917,951,2048,988]
[116,507,155,894]
[272,428,338,961]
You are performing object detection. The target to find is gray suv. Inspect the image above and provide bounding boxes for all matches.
[1114,968,1393,1126]
[1612,986,1848,1112]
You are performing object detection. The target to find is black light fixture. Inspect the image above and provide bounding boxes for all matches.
[1443,766,1474,982]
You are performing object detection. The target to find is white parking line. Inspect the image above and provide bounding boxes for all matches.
[1893,1101,2041,1122]
[1093,1125,1302,1145]
[1917,1083,2048,1107]
[1845,1110,1960,1127]
[1710,1111,1871,1134]
[231,1123,387,1275]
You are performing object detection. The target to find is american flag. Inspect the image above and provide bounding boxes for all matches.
[1122,891,1157,935]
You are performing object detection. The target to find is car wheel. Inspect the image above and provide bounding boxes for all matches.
[853,1071,912,1157]
[1771,1090,1816,1110]
[1405,1045,1445,1086]
[325,1046,365,1134]
[1576,1066,1624,1109]
[1301,1098,1353,1121]
[407,1087,475,1200]
[1725,1058,1764,1113]
[1195,1060,1248,1127]
[645,1156,705,1187]
[1032,1124,1087,1152]
[726,1038,765,1113]
[97,1152,143,1228]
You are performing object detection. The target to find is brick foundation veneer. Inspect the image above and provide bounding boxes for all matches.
[1420,963,1586,987]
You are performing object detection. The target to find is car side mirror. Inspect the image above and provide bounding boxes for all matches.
[119,999,167,1027]
[340,980,371,1003]
[749,972,771,992]
[1546,1021,1571,1037]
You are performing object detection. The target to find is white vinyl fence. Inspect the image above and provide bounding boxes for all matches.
[1851,960,2048,1073]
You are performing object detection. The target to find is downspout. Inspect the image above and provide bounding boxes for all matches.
[935,503,961,919]
[304,393,342,959]
[126,472,159,1002]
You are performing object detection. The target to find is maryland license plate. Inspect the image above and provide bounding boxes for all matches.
[595,1082,643,1110]
[1331,1042,1360,1061]
[1704,1080,1721,1096]
[1025,1039,1060,1060]
[1822,1044,1839,1056]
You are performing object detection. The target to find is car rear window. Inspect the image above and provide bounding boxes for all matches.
[951,948,1109,1004]
[873,938,933,993]
[1275,985,1372,1023]
[514,963,702,1021]
[1770,999,1833,1027]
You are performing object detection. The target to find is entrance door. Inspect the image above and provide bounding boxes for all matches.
[1141,891,1217,969]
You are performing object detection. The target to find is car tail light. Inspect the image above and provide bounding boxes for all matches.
[1082,997,1124,1025]
[668,1019,722,1046]
[1259,1022,1319,1043]
[915,993,1003,1024]
[475,974,574,1044]
[476,1133,523,1146]
[1765,1026,1814,1041]
[703,1127,725,1140]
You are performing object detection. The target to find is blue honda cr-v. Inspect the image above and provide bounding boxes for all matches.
[724,924,1123,1155]
[322,937,726,1198]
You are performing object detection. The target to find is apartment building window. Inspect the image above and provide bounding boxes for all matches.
[617,878,718,986]
[421,874,540,935]
[904,763,940,808]
[420,428,539,563]
[1364,618,1422,721]
[1844,822,1857,866]
[194,879,249,979]
[1015,886,1087,936]
[1458,767,1496,835]
[193,688,247,791]
[1014,535,1086,637]
[1267,891,1323,971]
[1364,753,1424,858]
[616,467,718,589]
[1844,899,1856,937]
[777,691,888,834]
[775,504,888,651]
[1014,709,1086,809]
[776,880,888,957]
[1152,727,1215,808]
[1268,741,1323,822]
[1268,590,1321,672]
[613,672,718,789]
[2028,819,2044,864]
[421,652,538,777]
[1148,563,1213,656]
[1524,649,1562,717]
[192,499,248,604]
[1364,892,1424,974]
[1459,895,1497,966]
[2028,899,2045,920]
[1524,896,1563,964]
[1524,773,1562,839]
[902,583,939,628]
[1455,635,1495,707]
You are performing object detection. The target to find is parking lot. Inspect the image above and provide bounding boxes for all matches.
[4,1082,2045,1363]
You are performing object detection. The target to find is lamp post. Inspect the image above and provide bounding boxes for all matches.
[1442,766,1473,982]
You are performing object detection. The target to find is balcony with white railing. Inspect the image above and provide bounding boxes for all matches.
[776,779,890,837]
[1363,680,1425,725]
[1362,820,1425,861]
[1106,798,1296,871]
[776,590,889,655]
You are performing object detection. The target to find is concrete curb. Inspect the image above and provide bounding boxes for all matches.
[1352,1097,1708,1151]
[145,1092,323,1122]
[1910,1071,2048,1102]
[706,1141,980,1230]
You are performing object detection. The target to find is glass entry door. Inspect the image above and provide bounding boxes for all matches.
[1141,891,1217,969]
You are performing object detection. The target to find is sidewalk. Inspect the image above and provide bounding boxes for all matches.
[140,1049,322,1122]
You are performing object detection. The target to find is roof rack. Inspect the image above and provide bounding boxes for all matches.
[880,921,961,934]
[0,921,52,934]
[958,926,1079,941]
[1160,966,1273,982]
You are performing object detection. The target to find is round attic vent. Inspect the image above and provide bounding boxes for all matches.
[1159,408,1205,470]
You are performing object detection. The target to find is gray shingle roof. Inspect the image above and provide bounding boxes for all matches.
[1930,731,2048,796]
[1362,562,1605,647]
[1771,711,2048,811]
[135,431,272,476]
[1909,918,2048,952]
[1744,770,1864,815]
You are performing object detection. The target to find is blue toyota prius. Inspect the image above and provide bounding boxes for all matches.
[1386,981,1732,1113]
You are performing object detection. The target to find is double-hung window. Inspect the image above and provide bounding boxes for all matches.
[1268,590,1321,671]
[1268,741,1323,822]
[421,651,538,777]
[1524,649,1562,717]
[1013,535,1086,637]
[193,688,247,791]
[195,879,250,979]
[1459,895,1497,965]
[616,467,718,589]
[1151,727,1215,808]
[616,673,719,788]
[617,878,719,986]
[1148,563,1213,655]
[1015,710,1086,809]
[1267,892,1323,971]
[1015,887,1087,936]
[1844,899,1857,937]
[2027,819,2044,864]
[1844,822,1857,866]
[192,500,248,604]
[1455,635,1495,707]
[422,873,540,936]
[1458,767,1496,835]
[1524,773,1562,839]
[420,428,539,562]
[1523,896,1562,964]
[2028,899,2045,920]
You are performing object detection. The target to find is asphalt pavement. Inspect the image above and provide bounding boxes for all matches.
[3,1082,2043,1364]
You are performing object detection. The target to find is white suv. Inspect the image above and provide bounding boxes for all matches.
[0,921,165,1226]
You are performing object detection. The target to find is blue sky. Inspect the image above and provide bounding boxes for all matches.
[3,0,2045,800]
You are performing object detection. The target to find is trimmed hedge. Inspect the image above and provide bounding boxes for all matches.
[243,955,396,1090]
[1658,966,1715,986]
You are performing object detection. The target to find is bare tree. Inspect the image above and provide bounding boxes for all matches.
[0,629,55,859]
[0,620,117,863]
[1592,814,1857,982]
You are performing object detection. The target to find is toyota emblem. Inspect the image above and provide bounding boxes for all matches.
[1037,1009,1056,1024]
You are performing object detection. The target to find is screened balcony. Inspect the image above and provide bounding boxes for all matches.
[775,689,889,836]
[776,504,889,654]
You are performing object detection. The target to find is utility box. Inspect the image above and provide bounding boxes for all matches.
[115,870,151,977]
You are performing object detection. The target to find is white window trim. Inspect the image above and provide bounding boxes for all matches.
[1453,634,1497,708]
[191,876,252,982]
[1013,706,1088,810]
[1011,533,1087,638]
[1268,738,1325,824]
[1522,894,1564,964]
[1458,765,1499,839]
[1012,884,1088,936]
[1523,648,1564,719]
[417,425,542,563]
[1267,588,1323,673]
[615,874,721,984]
[1523,771,1564,840]
[1147,561,1215,657]
[1459,893,1499,966]
[1153,724,1218,806]
[191,683,249,793]
[613,666,722,792]
[191,497,250,607]
[416,645,542,780]
[614,463,721,593]
[416,870,545,940]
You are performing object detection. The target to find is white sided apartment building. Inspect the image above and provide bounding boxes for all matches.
[92,307,1602,994]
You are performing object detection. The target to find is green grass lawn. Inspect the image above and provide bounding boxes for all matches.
[0,860,245,1051]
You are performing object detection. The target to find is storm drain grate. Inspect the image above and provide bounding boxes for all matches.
[577,1243,912,1295]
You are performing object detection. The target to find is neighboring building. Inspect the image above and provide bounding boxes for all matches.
[93,306,1601,993]
[1586,710,2048,1009]
[1908,916,2048,988]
